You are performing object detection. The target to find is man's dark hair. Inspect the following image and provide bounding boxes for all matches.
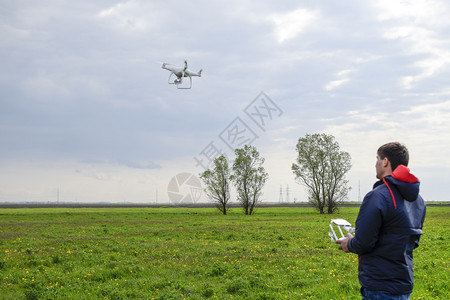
[377,142,409,171]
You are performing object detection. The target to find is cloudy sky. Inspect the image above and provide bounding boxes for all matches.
[1,0,449,203]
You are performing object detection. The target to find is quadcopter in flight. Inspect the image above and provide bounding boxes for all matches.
[161,60,202,89]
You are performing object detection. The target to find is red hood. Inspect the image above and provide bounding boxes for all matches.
[391,165,419,183]
[384,164,420,203]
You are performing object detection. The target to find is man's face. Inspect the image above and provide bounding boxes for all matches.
[375,155,385,179]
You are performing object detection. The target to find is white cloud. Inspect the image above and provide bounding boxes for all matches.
[269,8,319,43]
[324,69,353,91]
[320,99,450,201]
[374,0,450,89]
[381,24,450,89]
[374,0,449,26]
[400,99,450,131]
[98,0,156,33]
[324,79,349,91]
[323,100,450,169]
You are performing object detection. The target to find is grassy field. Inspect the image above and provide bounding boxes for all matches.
[0,206,448,299]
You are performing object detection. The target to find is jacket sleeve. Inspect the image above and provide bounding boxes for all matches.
[414,197,427,249]
[348,189,386,254]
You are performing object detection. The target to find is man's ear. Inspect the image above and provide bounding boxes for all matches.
[383,157,390,167]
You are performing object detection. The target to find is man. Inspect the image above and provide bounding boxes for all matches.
[337,142,426,299]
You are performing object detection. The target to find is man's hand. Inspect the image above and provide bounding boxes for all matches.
[336,233,353,253]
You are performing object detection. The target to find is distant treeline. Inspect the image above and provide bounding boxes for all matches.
[0,202,448,209]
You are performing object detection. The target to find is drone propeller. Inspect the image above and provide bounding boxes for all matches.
[156,61,168,69]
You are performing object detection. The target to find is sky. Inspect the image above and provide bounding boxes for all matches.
[1,0,449,204]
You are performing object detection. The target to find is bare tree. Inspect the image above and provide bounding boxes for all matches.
[199,155,231,215]
[231,145,268,215]
[292,133,351,214]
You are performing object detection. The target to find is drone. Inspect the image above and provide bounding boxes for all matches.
[328,219,355,242]
[161,60,202,89]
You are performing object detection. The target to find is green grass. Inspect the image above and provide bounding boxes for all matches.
[0,206,448,299]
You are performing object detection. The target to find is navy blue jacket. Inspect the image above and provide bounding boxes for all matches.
[347,165,426,294]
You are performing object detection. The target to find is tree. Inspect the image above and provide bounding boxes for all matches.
[231,145,268,215]
[199,155,231,215]
[292,133,351,214]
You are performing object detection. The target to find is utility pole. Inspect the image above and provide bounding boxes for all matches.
[358,180,361,202]
[279,185,283,203]
[286,185,290,203]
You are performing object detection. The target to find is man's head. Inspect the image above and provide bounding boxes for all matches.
[375,142,409,179]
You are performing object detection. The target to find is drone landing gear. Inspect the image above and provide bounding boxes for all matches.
[168,73,192,89]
